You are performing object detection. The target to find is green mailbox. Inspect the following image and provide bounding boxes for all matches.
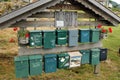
[79,29,90,43]
[57,53,69,69]
[29,55,42,76]
[29,30,42,47]
[43,30,56,48]
[14,56,29,78]
[90,49,100,65]
[44,54,57,73]
[56,30,67,45]
[90,29,100,42]
[80,50,90,64]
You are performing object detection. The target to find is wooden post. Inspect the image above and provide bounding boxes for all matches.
[118,48,120,57]
[19,27,29,80]
[22,78,28,80]
[94,64,100,74]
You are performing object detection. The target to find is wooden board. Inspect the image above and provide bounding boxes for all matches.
[29,12,93,18]
[12,20,107,27]
[18,41,102,56]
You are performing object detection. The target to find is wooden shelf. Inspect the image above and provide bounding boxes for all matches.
[18,41,102,56]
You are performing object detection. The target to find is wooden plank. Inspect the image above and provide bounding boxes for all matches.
[12,20,54,27]
[48,4,81,10]
[0,0,52,24]
[78,13,93,18]
[79,0,119,26]
[55,11,78,27]
[18,41,102,56]
[94,64,100,74]
[29,12,93,18]
[29,12,55,18]
[88,0,120,22]
[22,78,28,80]
[78,21,96,26]
[11,20,108,27]
[78,21,103,26]
[0,0,62,29]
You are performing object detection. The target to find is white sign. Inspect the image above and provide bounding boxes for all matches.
[56,21,64,27]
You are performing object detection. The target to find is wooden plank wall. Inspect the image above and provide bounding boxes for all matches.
[12,11,104,27]
[55,11,77,27]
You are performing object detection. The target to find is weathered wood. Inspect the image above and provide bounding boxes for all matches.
[11,20,54,27]
[94,64,100,74]
[48,4,81,10]
[0,0,52,24]
[11,20,108,27]
[0,0,119,29]
[0,0,62,29]
[77,0,119,26]
[29,12,94,18]
[22,78,28,80]
[29,12,55,18]
[78,21,107,26]
[55,11,78,27]
[18,41,102,56]
[78,13,93,18]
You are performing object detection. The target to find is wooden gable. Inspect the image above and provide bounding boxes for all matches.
[0,0,120,29]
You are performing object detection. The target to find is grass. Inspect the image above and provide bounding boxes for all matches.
[0,26,120,80]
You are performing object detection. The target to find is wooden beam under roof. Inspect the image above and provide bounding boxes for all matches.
[29,11,94,18]
[11,20,109,27]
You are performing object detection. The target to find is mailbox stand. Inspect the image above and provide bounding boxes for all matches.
[0,0,120,79]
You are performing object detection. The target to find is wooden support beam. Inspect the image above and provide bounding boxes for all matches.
[48,4,81,10]
[77,0,119,26]
[29,12,93,18]
[0,0,62,29]
[12,20,107,27]
[94,64,100,74]
[29,12,55,18]
[18,41,102,56]
[78,13,93,18]
[11,20,54,27]
[22,78,28,80]
[78,21,107,26]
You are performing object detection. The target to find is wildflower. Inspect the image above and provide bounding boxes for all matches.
[13,27,18,31]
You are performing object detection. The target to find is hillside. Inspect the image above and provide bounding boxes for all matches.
[110,0,120,9]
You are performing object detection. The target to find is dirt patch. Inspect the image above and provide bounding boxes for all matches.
[0,53,17,59]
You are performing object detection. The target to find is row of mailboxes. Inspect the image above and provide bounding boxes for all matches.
[14,52,80,78]
[28,29,101,48]
[14,48,107,78]
[29,30,56,48]
[80,48,107,65]
[14,55,43,78]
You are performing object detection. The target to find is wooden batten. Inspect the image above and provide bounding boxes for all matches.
[18,41,102,56]
[12,20,107,27]
[48,4,81,10]
[29,11,94,18]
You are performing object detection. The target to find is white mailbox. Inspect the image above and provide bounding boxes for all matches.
[68,51,82,68]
